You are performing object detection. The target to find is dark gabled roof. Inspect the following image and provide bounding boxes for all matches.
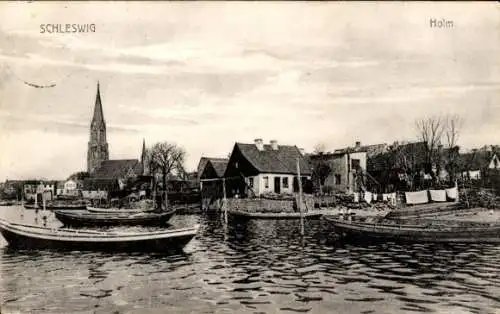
[200,158,229,179]
[234,143,312,175]
[211,159,229,177]
[197,157,227,178]
[92,159,141,180]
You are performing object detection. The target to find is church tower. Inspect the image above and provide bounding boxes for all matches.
[87,82,109,174]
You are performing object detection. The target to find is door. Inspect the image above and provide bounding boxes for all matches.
[274,177,281,194]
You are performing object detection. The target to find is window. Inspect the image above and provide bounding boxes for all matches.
[248,177,254,188]
[351,159,360,171]
[263,176,269,189]
[335,174,341,185]
[282,177,289,188]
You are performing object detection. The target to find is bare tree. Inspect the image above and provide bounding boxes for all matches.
[444,114,463,182]
[313,143,327,154]
[415,116,445,177]
[150,142,186,209]
[444,114,462,149]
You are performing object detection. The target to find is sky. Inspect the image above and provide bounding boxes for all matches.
[0,2,499,181]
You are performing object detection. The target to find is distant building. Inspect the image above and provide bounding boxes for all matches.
[224,139,312,197]
[460,149,500,180]
[309,141,368,194]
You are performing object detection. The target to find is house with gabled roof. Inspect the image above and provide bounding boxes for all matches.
[223,139,312,197]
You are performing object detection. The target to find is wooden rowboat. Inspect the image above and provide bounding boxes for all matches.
[0,218,199,252]
[86,206,153,214]
[24,204,40,210]
[54,209,176,228]
[228,210,322,220]
[323,215,500,243]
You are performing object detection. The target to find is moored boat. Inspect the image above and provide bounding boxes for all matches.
[54,209,176,228]
[0,200,14,206]
[24,204,40,210]
[228,210,322,220]
[323,215,500,243]
[0,218,199,252]
[86,206,153,214]
[45,203,87,210]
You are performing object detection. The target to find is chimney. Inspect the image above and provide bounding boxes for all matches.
[254,138,264,151]
[270,140,278,150]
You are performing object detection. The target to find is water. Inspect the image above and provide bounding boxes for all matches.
[1,206,500,314]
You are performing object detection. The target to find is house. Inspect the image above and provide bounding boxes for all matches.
[223,139,312,197]
[59,179,83,196]
[309,141,368,194]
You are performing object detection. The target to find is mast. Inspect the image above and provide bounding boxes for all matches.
[297,158,304,236]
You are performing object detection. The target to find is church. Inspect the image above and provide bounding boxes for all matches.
[85,82,147,196]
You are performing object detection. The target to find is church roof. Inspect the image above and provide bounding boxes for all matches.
[92,159,142,180]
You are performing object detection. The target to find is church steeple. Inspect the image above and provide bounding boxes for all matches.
[141,138,147,175]
[87,81,109,174]
[91,81,105,127]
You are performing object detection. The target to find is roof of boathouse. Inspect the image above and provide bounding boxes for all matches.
[200,158,229,179]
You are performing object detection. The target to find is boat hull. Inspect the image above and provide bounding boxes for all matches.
[54,209,176,228]
[0,222,198,252]
[45,205,87,210]
[324,216,500,243]
[228,210,322,220]
[87,206,153,214]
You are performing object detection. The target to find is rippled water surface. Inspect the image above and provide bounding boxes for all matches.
[1,206,500,313]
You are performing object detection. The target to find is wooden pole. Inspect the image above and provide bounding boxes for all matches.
[222,178,228,224]
[297,158,304,236]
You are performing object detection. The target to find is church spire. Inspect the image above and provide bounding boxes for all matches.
[141,138,147,175]
[92,81,105,126]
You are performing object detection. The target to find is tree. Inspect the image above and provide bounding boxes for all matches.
[444,114,463,182]
[415,116,445,179]
[312,160,332,194]
[150,142,186,208]
[67,171,89,181]
[313,143,327,154]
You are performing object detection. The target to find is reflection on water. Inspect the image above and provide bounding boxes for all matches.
[1,206,500,313]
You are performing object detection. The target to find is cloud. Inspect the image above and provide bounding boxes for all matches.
[0,110,139,135]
